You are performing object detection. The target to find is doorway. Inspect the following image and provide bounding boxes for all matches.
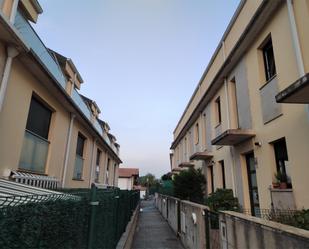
[245,152,260,216]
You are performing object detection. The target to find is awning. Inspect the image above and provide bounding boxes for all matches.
[190,152,213,161]
[211,129,255,146]
[276,73,309,104]
[179,162,194,168]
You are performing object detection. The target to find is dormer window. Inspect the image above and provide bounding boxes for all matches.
[49,50,84,96]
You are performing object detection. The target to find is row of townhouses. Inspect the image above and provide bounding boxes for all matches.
[170,0,309,216]
[0,0,121,189]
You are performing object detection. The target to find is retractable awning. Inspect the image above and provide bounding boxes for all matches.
[211,129,255,146]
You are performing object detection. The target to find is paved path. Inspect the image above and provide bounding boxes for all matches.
[132,200,184,249]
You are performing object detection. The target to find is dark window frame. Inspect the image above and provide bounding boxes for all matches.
[261,37,277,81]
[215,97,222,124]
[26,97,52,140]
[220,160,226,189]
[76,133,86,157]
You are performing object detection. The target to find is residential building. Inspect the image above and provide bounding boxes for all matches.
[170,0,309,214]
[118,168,139,190]
[0,0,121,189]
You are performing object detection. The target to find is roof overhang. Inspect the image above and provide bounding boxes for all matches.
[179,162,194,168]
[172,167,182,172]
[211,129,255,146]
[276,73,309,104]
[190,152,213,161]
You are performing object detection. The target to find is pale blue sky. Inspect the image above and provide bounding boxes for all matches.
[34,0,240,177]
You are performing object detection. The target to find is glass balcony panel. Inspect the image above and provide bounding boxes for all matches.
[14,11,67,88]
[73,155,84,180]
[71,89,92,120]
[19,131,49,173]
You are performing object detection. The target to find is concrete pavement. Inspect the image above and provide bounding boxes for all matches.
[131,199,184,249]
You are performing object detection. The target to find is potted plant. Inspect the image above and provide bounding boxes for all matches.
[275,171,288,189]
[272,173,280,189]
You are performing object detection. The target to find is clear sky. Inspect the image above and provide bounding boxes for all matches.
[34,0,240,178]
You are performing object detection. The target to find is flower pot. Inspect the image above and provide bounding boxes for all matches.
[272,182,280,189]
[280,182,287,189]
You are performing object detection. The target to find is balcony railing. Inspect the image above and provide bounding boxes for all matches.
[19,130,49,174]
[14,10,119,156]
[73,155,84,180]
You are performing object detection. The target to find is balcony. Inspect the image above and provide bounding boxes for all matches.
[276,73,309,104]
[211,129,255,146]
[178,162,194,168]
[190,151,213,161]
[19,130,49,174]
[73,155,84,180]
[13,11,119,156]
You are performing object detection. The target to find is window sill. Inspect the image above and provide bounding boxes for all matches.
[259,74,277,90]
[72,178,84,181]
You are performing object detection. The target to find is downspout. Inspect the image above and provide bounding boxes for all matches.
[9,0,19,23]
[286,0,305,77]
[89,138,97,187]
[286,0,309,118]
[61,113,75,188]
[0,46,19,112]
[222,41,237,196]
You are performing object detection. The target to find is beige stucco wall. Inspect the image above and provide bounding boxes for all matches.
[0,55,70,181]
[171,0,309,210]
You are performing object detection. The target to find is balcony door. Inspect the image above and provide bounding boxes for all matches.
[245,152,260,216]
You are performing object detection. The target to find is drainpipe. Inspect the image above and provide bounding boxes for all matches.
[222,40,237,196]
[0,46,19,112]
[61,113,75,188]
[89,138,97,188]
[9,0,19,23]
[286,0,305,77]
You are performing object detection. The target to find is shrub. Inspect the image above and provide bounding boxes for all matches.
[173,168,206,204]
[206,189,239,212]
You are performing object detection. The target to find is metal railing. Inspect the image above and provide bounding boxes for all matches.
[0,186,140,249]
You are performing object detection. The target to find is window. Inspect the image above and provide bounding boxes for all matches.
[220,160,226,189]
[208,165,214,193]
[73,133,85,179]
[262,37,276,81]
[106,158,110,184]
[194,123,199,145]
[26,97,52,139]
[273,138,292,187]
[19,97,52,173]
[215,97,222,124]
[95,149,101,183]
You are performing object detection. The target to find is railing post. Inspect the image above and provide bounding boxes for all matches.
[88,184,98,249]
[204,209,210,249]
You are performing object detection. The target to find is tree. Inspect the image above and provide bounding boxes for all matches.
[138,173,158,187]
[161,172,172,181]
[206,189,239,211]
[173,168,206,204]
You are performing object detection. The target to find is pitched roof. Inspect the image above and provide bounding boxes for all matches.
[118,168,139,178]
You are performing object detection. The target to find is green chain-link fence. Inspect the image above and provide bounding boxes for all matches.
[0,186,140,249]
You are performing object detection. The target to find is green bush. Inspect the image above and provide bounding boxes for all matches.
[173,168,206,204]
[206,188,239,212]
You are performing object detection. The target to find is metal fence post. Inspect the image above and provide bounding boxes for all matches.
[204,209,210,249]
[114,191,120,247]
[88,184,98,249]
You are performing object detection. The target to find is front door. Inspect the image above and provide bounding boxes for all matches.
[245,152,260,216]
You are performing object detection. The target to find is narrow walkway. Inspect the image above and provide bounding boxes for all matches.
[132,199,184,249]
